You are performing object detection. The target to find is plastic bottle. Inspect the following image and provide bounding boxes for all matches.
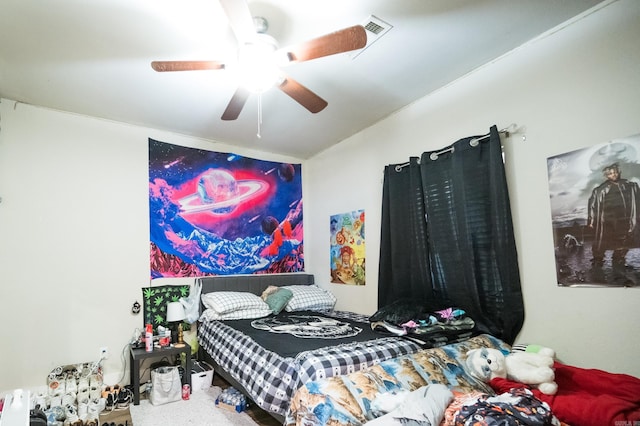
[145,323,153,352]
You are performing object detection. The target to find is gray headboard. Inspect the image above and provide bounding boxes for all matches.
[197,273,314,301]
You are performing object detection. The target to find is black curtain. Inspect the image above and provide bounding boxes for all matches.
[378,125,524,344]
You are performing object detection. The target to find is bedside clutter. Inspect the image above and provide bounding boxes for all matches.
[0,389,30,426]
[41,362,114,426]
[191,361,214,393]
[0,362,133,426]
[215,387,247,413]
[129,343,192,406]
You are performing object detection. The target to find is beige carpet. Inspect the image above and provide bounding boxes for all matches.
[129,386,258,426]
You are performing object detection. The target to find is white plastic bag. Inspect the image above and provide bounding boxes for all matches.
[149,366,182,405]
[180,279,202,324]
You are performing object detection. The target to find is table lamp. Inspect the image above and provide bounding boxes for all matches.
[166,302,186,348]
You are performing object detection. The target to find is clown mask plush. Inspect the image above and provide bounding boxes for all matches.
[465,347,508,382]
[465,347,557,395]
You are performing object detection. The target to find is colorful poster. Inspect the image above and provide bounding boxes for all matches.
[330,210,365,285]
[547,133,640,287]
[148,138,304,277]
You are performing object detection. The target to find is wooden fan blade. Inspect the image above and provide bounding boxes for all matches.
[221,87,251,120]
[151,61,225,72]
[277,74,328,114]
[277,25,367,64]
[218,0,256,44]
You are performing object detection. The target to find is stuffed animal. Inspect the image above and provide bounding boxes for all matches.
[511,343,556,359]
[465,346,558,395]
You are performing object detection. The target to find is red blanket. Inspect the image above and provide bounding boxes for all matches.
[490,362,640,426]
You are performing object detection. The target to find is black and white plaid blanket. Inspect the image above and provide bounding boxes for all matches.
[198,310,423,417]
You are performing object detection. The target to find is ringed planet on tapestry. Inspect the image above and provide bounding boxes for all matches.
[177,169,269,215]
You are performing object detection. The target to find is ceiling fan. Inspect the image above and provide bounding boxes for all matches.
[151,0,367,120]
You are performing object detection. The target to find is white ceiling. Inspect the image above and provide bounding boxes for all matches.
[0,0,604,159]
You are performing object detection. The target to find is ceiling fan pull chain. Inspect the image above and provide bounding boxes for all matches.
[257,93,262,139]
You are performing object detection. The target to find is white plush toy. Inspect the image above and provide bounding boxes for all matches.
[465,346,558,395]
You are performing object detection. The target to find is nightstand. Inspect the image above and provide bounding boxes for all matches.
[129,343,192,405]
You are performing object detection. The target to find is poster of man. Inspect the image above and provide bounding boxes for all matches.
[547,134,640,287]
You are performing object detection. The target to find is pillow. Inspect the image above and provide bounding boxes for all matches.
[199,307,272,321]
[201,291,269,314]
[261,285,280,300]
[283,285,337,312]
[263,288,293,314]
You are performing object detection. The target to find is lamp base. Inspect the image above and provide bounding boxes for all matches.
[174,323,186,348]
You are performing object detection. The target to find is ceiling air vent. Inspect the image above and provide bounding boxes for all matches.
[364,20,386,35]
[350,15,393,59]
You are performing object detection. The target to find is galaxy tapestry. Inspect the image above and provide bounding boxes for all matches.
[329,209,365,285]
[148,138,304,278]
[547,133,640,287]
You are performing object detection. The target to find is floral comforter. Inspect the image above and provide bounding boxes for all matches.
[285,334,510,426]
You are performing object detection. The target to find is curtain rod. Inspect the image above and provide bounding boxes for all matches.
[394,125,515,171]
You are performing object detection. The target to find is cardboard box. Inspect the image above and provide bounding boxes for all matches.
[215,401,245,413]
[190,361,214,393]
[215,387,247,413]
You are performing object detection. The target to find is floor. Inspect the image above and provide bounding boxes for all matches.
[95,375,281,426]
[212,373,282,426]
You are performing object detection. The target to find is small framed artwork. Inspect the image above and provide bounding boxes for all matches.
[330,210,365,285]
[547,133,640,287]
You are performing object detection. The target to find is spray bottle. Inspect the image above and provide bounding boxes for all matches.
[145,323,153,352]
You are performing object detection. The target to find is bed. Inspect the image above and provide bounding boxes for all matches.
[195,274,476,423]
[194,274,640,425]
[285,335,640,426]
[285,334,513,426]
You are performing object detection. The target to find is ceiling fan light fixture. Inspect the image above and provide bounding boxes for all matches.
[237,34,280,93]
[152,1,367,120]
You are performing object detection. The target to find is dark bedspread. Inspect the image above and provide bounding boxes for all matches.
[199,309,478,417]
[199,310,425,417]
[228,310,387,357]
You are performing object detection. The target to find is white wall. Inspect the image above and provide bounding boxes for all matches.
[1,0,638,393]
[305,0,640,377]
[0,103,302,392]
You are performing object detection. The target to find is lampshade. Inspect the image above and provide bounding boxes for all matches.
[166,302,186,322]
